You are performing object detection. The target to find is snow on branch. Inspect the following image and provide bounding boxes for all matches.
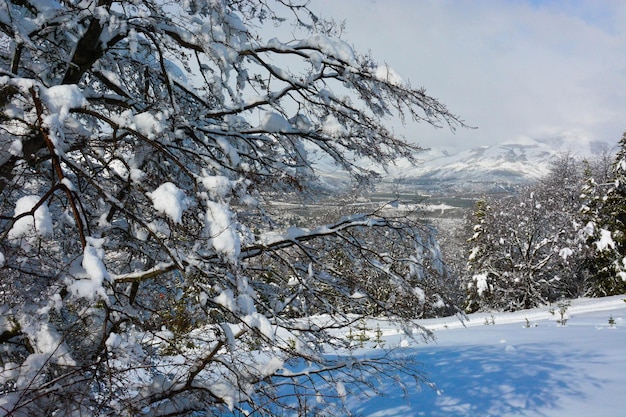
[241,214,387,260]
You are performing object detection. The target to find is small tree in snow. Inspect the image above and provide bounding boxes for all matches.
[0,0,463,415]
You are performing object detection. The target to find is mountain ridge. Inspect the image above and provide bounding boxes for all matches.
[317,135,615,194]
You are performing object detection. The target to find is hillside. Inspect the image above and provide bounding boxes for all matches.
[312,295,626,417]
[383,137,613,194]
[316,136,614,195]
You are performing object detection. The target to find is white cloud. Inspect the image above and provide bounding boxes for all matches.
[306,0,626,150]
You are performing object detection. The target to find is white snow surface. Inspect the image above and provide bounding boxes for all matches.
[240,295,626,416]
[325,295,626,417]
[12,294,618,415]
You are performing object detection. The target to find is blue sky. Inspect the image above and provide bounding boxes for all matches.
[304,0,626,151]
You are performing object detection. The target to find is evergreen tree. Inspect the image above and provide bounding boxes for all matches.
[465,197,497,312]
[580,133,626,296]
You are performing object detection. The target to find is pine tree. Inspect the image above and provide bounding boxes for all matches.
[465,197,495,312]
[581,133,626,296]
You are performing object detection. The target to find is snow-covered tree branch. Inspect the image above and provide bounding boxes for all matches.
[0,0,462,414]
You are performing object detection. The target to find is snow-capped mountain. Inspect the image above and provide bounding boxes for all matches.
[315,135,614,193]
[380,136,615,193]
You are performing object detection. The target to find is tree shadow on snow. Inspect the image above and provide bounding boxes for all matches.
[350,343,605,417]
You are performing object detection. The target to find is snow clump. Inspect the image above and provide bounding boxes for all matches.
[41,84,86,122]
[260,111,292,133]
[8,195,53,240]
[147,182,189,224]
[205,200,240,261]
[133,111,165,138]
[595,229,615,252]
[9,140,22,156]
[472,273,489,296]
[322,114,347,137]
[559,247,573,261]
[298,34,356,65]
[201,174,233,200]
[67,237,109,300]
[375,64,405,86]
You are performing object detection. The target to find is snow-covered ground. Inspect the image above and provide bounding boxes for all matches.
[337,295,626,417]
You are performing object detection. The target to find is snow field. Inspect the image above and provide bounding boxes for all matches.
[337,295,626,417]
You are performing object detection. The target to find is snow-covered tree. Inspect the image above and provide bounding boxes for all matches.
[580,133,626,296]
[0,1,463,415]
[465,155,584,311]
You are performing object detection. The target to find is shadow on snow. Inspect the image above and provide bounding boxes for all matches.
[350,343,604,417]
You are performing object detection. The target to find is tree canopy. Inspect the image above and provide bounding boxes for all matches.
[0,0,463,415]
[464,147,626,313]
[464,168,582,311]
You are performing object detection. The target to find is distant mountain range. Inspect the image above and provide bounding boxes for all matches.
[317,136,615,194]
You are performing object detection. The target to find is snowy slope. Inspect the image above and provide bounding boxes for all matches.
[154,295,624,416]
[393,143,554,183]
[339,295,626,417]
[315,136,615,193]
[384,136,614,192]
